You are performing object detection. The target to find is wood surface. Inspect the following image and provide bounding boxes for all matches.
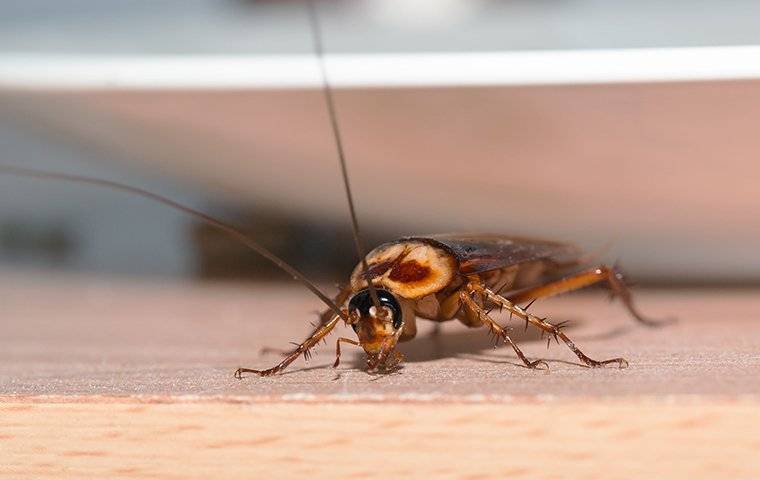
[1,272,759,479]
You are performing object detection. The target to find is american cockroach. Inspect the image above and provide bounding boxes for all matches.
[0,1,671,377]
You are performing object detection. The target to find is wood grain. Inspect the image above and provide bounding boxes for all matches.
[2,400,757,479]
[1,272,759,478]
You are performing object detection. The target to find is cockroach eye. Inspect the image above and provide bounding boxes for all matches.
[392,314,403,330]
[348,288,403,330]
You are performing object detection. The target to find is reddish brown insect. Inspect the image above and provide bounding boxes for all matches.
[235,234,670,376]
[234,2,672,377]
[0,1,671,377]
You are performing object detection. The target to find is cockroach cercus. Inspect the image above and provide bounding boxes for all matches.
[0,1,671,377]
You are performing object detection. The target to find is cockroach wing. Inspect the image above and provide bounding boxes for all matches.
[407,234,581,275]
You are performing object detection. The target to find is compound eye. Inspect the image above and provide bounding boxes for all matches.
[375,290,403,329]
[391,312,402,330]
[348,288,403,330]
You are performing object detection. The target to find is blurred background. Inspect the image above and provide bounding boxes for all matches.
[1,0,760,285]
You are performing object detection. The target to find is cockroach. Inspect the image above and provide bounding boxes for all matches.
[0,1,671,377]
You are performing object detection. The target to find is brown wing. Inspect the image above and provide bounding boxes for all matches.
[405,233,581,275]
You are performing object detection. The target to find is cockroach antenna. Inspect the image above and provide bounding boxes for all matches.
[0,3,672,378]
[0,165,349,323]
[305,0,382,311]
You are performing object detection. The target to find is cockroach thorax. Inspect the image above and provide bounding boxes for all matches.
[350,240,457,299]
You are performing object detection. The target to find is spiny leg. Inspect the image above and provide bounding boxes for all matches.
[259,285,353,357]
[508,265,672,327]
[332,337,360,368]
[471,281,628,368]
[459,291,548,370]
[234,314,342,377]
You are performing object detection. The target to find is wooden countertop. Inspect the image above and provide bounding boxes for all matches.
[1,273,758,479]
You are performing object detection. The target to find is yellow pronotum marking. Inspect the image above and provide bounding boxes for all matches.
[350,241,457,299]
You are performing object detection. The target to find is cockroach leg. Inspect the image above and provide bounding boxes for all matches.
[508,265,673,327]
[473,282,628,369]
[333,337,360,368]
[259,345,297,357]
[459,291,549,370]
[234,314,342,378]
[258,286,353,358]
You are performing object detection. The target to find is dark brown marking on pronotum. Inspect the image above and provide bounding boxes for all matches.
[388,260,431,283]
[0,0,674,378]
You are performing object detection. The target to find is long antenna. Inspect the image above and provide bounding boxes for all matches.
[306,0,381,309]
[0,165,348,322]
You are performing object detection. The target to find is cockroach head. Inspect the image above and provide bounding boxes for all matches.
[347,288,404,371]
[348,288,402,328]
